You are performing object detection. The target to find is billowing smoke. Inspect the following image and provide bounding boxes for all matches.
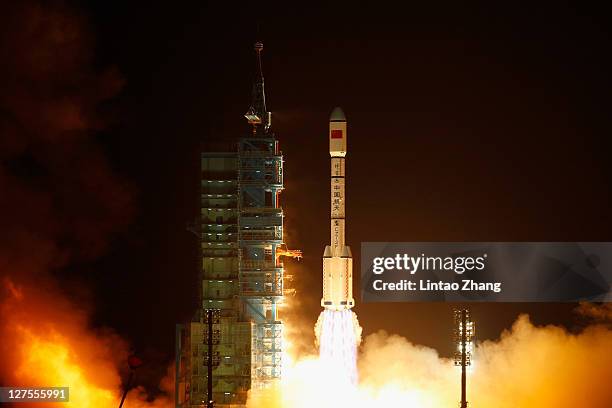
[0,2,171,406]
[249,306,612,408]
[576,301,612,324]
[1,278,173,407]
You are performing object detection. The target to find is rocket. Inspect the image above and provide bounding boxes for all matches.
[321,107,355,311]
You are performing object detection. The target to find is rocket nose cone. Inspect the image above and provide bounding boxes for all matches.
[329,106,346,121]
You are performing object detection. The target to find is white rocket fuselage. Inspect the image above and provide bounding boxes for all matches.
[321,107,354,311]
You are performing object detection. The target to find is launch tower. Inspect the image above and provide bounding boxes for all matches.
[176,42,300,408]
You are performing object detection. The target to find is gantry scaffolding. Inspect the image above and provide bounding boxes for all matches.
[175,42,300,408]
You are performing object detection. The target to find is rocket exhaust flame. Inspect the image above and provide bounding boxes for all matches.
[315,309,362,385]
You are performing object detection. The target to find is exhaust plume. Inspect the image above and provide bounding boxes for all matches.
[248,311,612,408]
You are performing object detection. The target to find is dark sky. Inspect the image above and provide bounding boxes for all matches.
[77,0,611,381]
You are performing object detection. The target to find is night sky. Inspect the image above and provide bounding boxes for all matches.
[8,1,611,388]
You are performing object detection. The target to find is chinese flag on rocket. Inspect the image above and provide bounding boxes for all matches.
[331,130,343,139]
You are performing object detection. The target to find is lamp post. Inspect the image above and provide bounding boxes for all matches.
[453,308,474,408]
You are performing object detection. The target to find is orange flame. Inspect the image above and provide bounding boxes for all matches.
[14,326,118,407]
[0,278,172,408]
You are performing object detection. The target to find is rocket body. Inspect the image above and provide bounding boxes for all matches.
[321,107,354,311]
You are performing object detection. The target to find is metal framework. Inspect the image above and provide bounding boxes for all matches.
[237,136,285,387]
[175,42,300,408]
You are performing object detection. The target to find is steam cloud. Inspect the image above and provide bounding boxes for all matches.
[249,307,612,408]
